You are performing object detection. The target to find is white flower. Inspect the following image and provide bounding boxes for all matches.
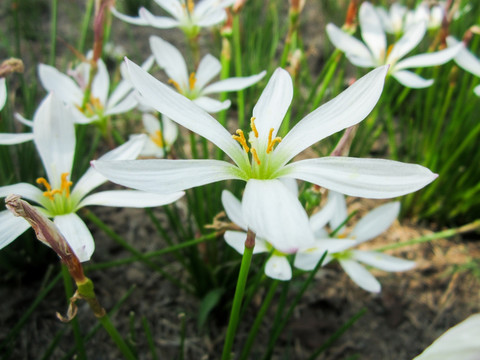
[295,192,415,293]
[150,36,266,113]
[92,61,437,252]
[327,2,462,88]
[446,36,480,97]
[111,0,235,38]
[375,2,408,35]
[0,94,184,262]
[413,313,480,360]
[38,54,154,124]
[139,113,178,158]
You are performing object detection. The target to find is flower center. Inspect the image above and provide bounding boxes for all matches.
[181,0,195,14]
[168,72,198,99]
[36,173,76,215]
[150,129,164,148]
[76,95,104,117]
[232,117,282,178]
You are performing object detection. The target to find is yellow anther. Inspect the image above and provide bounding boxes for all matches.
[251,148,261,165]
[266,128,282,153]
[60,173,73,198]
[189,72,197,90]
[168,79,182,93]
[250,117,259,138]
[150,129,164,148]
[232,129,250,153]
[36,177,52,191]
[187,0,194,13]
[386,44,394,59]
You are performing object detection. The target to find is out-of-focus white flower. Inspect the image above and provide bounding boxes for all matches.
[413,313,480,360]
[0,94,184,262]
[93,62,437,252]
[150,36,266,113]
[446,36,480,97]
[111,0,235,38]
[295,192,415,293]
[327,2,462,88]
[0,112,34,145]
[38,53,154,124]
[139,113,179,158]
[375,2,408,35]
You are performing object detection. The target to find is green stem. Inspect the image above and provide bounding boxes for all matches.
[49,0,58,66]
[239,280,279,360]
[78,0,95,54]
[97,314,136,360]
[221,230,256,360]
[61,265,86,360]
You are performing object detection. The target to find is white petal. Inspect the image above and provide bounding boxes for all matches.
[352,250,415,272]
[252,68,293,142]
[328,191,348,233]
[33,94,76,187]
[387,22,426,64]
[0,78,6,110]
[278,177,298,197]
[447,36,480,77]
[474,85,480,97]
[110,6,150,25]
[92,159,243,194]
[193,97,231,113]
[309,194,338,233]
[359,2,386,62]
[346,54,377,68]
[275,66,388,165]
[153,0,184,18]
[14,112,34,127]
[221,190,247,230]
[104,92,137,116]
[294,239,355,271]
[0,183,45,204]
[143,113,160,133]
[0,210,31,249]
[392,70,434,88]
[0,133,34,145]
[38,64,83,105]
[265,255,292,281]
[195,8,227,27]
[350,201,400,243]
[125,58,246,167]
[413,314,480,360]
[195,54,222,90]
[73,135,148,198]
[161,115,179,144]
[395,43,462,70]
[91,59,109,105]
[242,179,314,253]
[149,36,188,88]
[326,23,373,60]
[224,230,269,255]
[283,156,437,199]
[139,7,180,28]
[78,190,184,208]
[54,213,94,262]
[339,259,381,293]
[202,71,266,95]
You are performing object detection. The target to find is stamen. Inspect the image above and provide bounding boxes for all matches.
[386,44,394,59]
[266,128,282,153]
[60,173,73,198]
[150,129,164,148]
[187,0,194,13]
[189,72,197,90]
[168,79,182,93]
[232,129,249,152]
[250,117,259,138]
[37,177,54,200]
[251,148,261,165]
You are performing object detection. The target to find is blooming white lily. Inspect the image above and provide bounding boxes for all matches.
[38,54,154,124]
[92,60,437,252]
[327,2,462,88]
[413,313,480,360]
[0,94,184,262]
[446,36,480,97]
[150,36,266,113]
[111,0,235,38]
[295,192,415,293]
[139,113,179,158]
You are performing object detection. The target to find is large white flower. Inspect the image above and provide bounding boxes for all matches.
[327,2,462,88]
[446,36,480,97]
[111,0,235,38]
[0,94,184,262]
[295,192,415,293]
[150,36,266,113]
[92,60,437,251]
[38,54,154,124]
[413,313,480,360]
